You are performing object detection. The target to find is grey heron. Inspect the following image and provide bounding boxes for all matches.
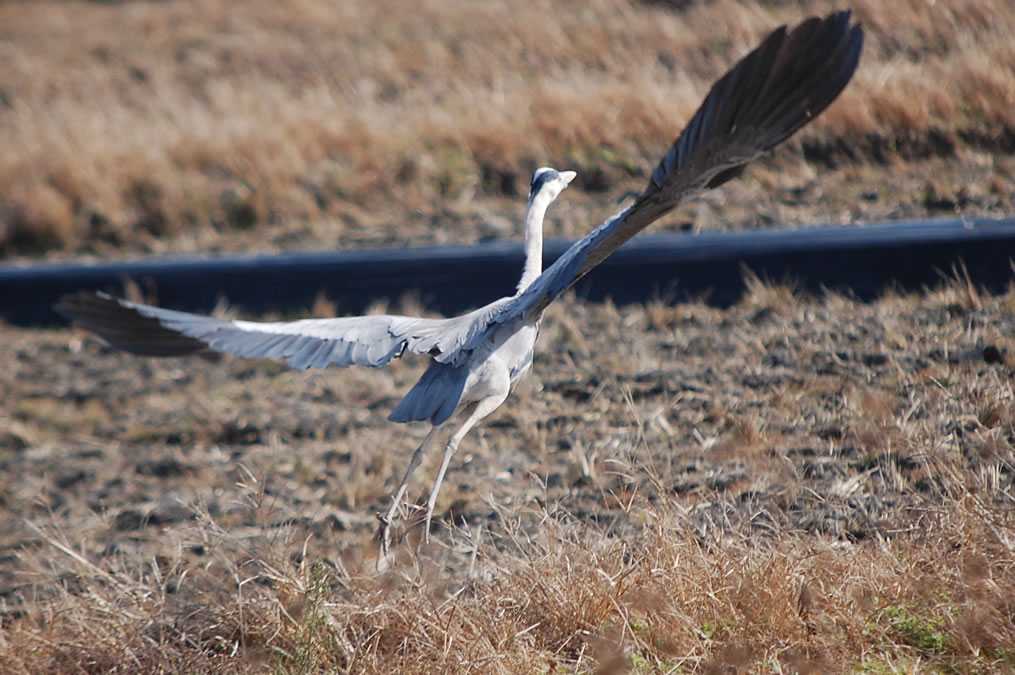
[56,11,864,564]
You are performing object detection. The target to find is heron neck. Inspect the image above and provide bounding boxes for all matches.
[517,195,550,292]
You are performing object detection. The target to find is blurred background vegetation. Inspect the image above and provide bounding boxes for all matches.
[2,0,1013,260]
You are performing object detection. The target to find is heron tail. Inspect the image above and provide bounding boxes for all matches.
[388,361,469,425]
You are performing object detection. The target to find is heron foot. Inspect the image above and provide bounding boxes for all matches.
[374,513,394,571]
[423,505,434,545]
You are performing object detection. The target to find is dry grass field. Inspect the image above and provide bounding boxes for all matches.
[1,0,1014,260]
[4,282,1015,672]
[2,0,1015,672]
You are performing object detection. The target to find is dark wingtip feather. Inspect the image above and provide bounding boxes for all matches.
[55,291,207,357]
[646,9,864,194]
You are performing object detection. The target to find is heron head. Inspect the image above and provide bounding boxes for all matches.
[528,167,577,204]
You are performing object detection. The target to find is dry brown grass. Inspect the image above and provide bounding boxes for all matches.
[2,0,1015,259]
[4,492,1014,673]
[3,279,1015,671]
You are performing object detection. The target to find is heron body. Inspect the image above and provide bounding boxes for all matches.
[389,168,574,426]
[55,12,865,568]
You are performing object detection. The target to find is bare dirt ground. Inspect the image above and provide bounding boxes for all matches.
[2,0,1015,672]
[3,278,1015,671]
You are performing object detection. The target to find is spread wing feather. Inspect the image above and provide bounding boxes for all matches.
[467,10,863,340]
[55,291,505,370]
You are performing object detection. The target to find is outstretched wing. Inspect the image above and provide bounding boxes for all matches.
[467,10,863,343]
[54,290,479,370]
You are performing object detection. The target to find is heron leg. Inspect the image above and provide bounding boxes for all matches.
[376,426,437,567]
[424,392,508,542]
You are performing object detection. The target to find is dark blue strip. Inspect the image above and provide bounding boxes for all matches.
[2,217,1013,326]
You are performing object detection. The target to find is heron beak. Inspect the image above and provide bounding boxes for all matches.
[560,170,577,185]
